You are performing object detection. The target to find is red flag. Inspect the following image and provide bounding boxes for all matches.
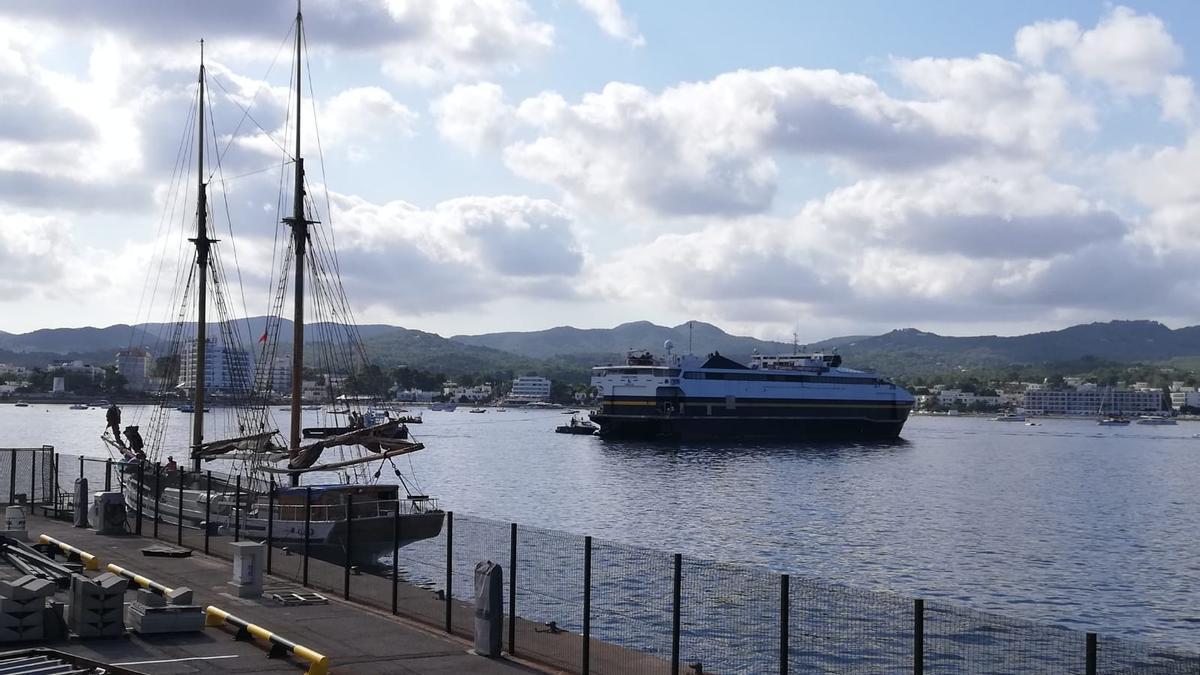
[258,332,268,343]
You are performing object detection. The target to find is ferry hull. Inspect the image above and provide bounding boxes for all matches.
[590,413,907,440]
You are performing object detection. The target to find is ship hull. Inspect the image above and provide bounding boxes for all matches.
[591,397,911,440]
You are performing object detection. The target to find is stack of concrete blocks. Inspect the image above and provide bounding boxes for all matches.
[127,587,204,635]
[0,575,56,642]
[68,572,126,638]
[228,541,264,598]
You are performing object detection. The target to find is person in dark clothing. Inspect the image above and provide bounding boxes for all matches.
[106,404,123,445]
[123,425,144,455]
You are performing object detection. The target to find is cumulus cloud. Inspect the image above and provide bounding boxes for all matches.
[328,194,584,312]
[0,0,555,85]
[436,63,1092,217]
[1014,6,1190,121]
[575,0,644,47]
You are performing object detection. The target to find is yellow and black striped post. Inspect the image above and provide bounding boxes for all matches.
[205,606,329,675]
[37,534,99,570]
[105,562,174,596]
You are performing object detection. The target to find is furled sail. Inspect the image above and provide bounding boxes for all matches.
[261,441,424,474]
[287,419,418,470]
[193,431,281,459]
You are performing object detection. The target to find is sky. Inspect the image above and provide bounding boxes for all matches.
[3,1,1200,343]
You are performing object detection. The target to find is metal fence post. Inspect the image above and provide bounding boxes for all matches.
[444,511,453,633]
[1086,633,1097,675]
[233,474,241,542]
[104,458,112,492]
[177,471,184,545]
[78,455,83,481]
[583,535,593,675]
[267,478,275,574]
[29,451,36,504]
[204,471,211,554]
[343,494,353,601]
[9,448,16,504]
[51,452,58,518]
[153,463,161,539]
[914,598,925,675]
[303,487,311,587]
[509,522,517,656]
[135,461,144,535]
[391,503,400,615]
[780,574,789,675]
[671,552,682,675]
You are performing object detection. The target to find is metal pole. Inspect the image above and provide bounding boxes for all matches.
[671,552,682,675]
[444,511,453,633]
[1086,633,1097,675]
[78,455,83,482]
[302,486,311,587]
[267,478,275,574]
[343,494,352,601]
[104,458,112,492]
[233,474,241,542]
[177,471,184,545]
[583,535,593,674]
[153,463,160,539]
[914,598,924,675]
[204,471,211,555]
[391,504,399,615]
[780,574,789,675]
[136,461,144,535]
[29,451,36,504]
[51,452,58,519]
[9,448,17,504]
[508,522,517,656]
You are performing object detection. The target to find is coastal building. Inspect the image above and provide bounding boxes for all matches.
[443,383,493,402]
[49,360,102,379]
[509,376,551,402]
[300,379,326,402]
[115,347,152,392]
[52,376,65,395]
[177,338,252,395]
[0,364,28,377]
[1023,388,1164,415]
[395,388,437,403]
[255,354,292,394]
[1170,391,1200,411]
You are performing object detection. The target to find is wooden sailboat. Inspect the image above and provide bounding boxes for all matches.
[104,8,443,565]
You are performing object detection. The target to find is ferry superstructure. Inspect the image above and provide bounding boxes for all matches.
[589,345,914,440]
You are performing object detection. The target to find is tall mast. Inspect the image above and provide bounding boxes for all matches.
[286,2,307,486]
[190,40,211,473]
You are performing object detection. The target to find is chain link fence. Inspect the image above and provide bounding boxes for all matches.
[41,451,1200,674]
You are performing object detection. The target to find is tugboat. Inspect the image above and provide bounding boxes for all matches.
[590,341,913,440]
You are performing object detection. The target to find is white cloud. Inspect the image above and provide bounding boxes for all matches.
[321,86,417,158]
[449,62,1090,217]
[431,82,514,152]
[575,0,644,47]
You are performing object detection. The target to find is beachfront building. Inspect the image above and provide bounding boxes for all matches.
[115,347,152,391]
[1023,388,1164,415]
[509,376,551,402]
[177,339,252,395]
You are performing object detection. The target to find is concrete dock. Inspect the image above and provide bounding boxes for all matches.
[17,513,553,674]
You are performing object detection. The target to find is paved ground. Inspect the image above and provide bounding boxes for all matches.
[22,514,553,674]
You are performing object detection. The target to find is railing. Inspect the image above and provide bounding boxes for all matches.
[47,452,1200,674]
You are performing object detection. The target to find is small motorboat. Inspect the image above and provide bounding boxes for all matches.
[1097,416,1130,426]
[468,408,486,414]
[69,404,89,410]
[556,416,599,435]
[13,401,29,407]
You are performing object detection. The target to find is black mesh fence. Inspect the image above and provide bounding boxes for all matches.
[0,447,56,506]
[35,456,1200,675]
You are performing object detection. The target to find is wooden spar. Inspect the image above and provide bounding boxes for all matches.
[189,39,212,474]
[257,443,425,474]
[286,1,307,487]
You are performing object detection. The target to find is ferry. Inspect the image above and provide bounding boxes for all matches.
[1135,415,1177,425]
[589,343,913,440]
[992,413,1026,422]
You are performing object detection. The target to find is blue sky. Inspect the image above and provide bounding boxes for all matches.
[1,1,1200,343]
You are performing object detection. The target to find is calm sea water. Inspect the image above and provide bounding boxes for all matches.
[2,404,1199,652]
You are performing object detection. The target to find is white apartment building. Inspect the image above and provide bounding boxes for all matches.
[1023,388,1163,415]
[177,339,252,395]
[115,347,152,392]
[255,354,293,394]
[395,388,437,403]
[509,376,551,402]
[1170,391,1200,410]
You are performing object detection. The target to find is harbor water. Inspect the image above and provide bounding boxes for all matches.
[2,404,1199,653]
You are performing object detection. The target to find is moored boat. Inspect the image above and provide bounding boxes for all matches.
[1135,415,1177,425]
[590,343,913,440]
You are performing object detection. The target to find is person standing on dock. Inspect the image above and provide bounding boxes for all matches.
[106,403,123,445]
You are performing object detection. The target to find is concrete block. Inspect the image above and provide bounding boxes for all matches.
[0,609,43,628]
[0,597,43,616]
[165,586,193,605]
[135,588,165,608]
[127,604,204,634]
[0,576,38,601]
[227,580,263,599]
[93,573,128,593]
[20,577,57,599]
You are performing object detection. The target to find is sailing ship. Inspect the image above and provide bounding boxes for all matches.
[102,6,443,566]
[1096,387,1130,426]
